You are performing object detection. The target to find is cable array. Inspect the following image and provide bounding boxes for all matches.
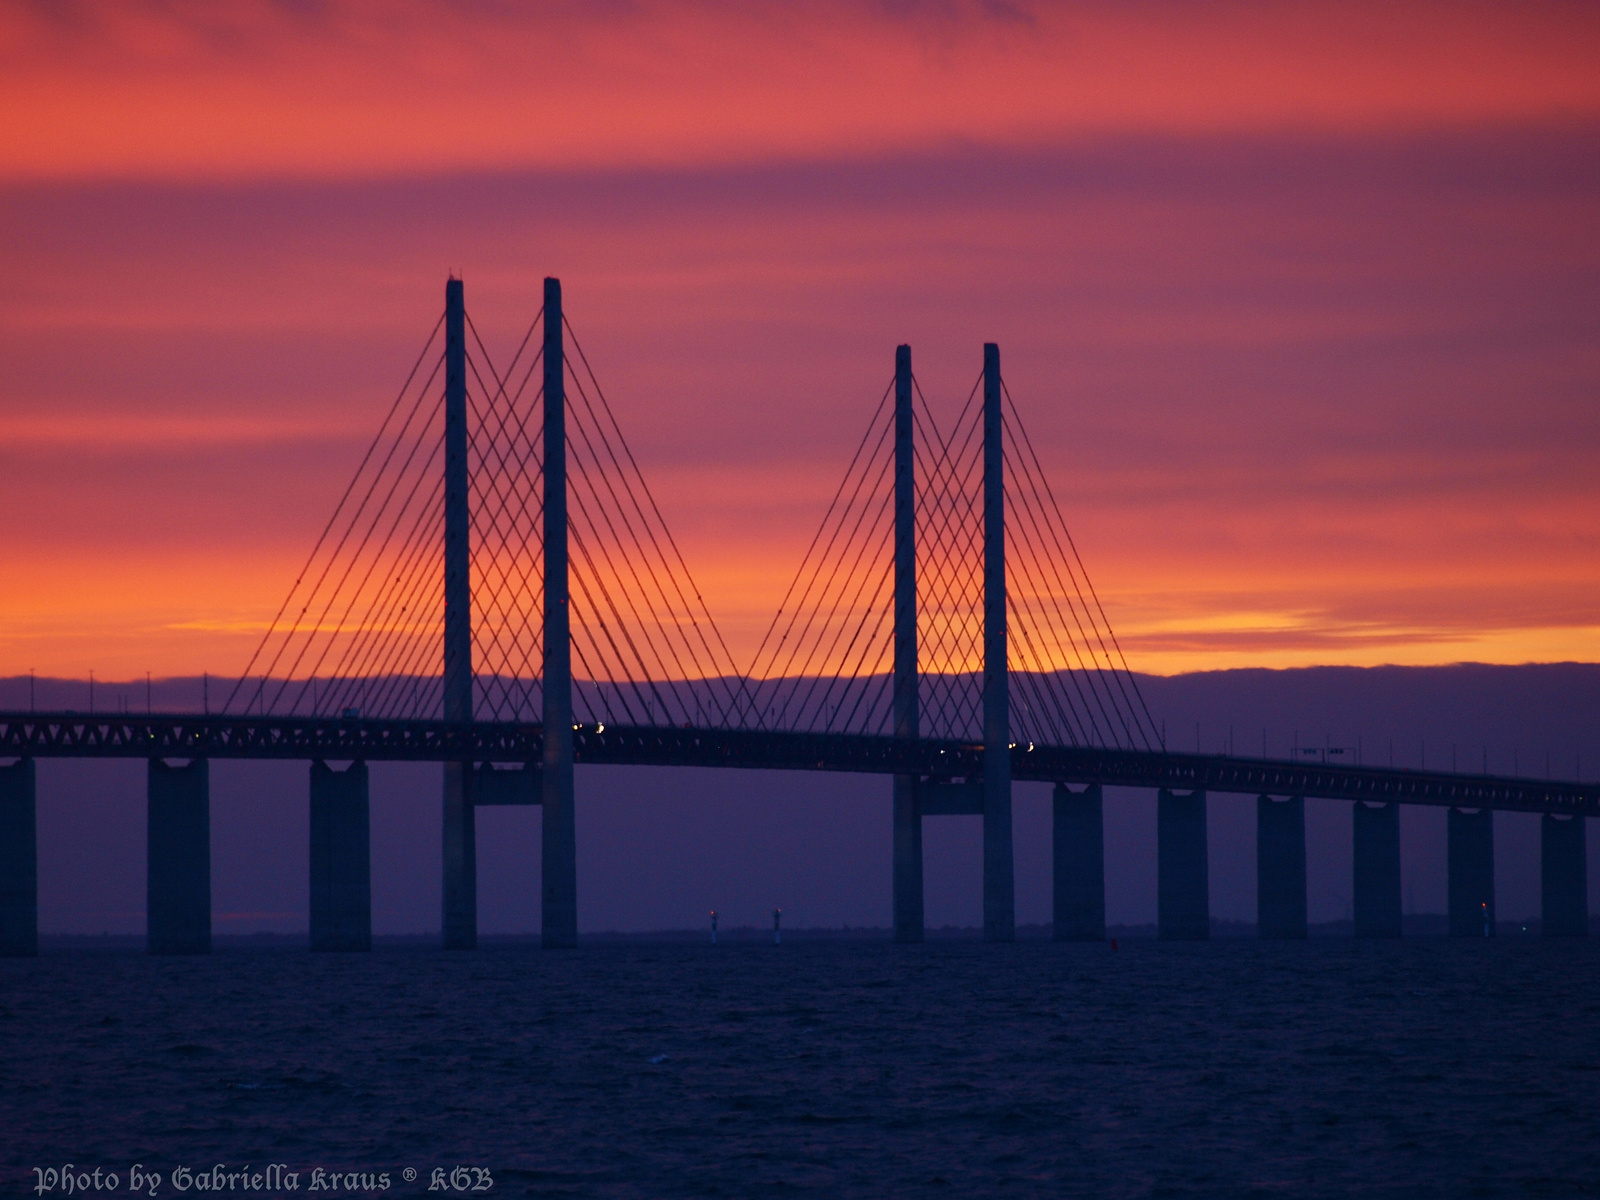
[225,318,449,720]
[741,368,1158,749]
[464,312,546,721]
[914,375,986,740]
[560,317,754,728]
[227,301,751,728]
[1001,383,1161,750]
[743,385,898,733]
[225,292,1155,749]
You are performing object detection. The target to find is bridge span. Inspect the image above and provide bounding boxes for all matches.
[2,712,1596,816]
[0,276,1590,955]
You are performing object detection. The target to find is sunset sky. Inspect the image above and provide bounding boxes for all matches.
[2,0,1599,680]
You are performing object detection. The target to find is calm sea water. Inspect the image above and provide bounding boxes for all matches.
[3,938,1598,1198]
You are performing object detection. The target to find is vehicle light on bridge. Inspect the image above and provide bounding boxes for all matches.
[595,723,605,733]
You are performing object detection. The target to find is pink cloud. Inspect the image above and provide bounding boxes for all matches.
[0,120,1595,675]
[2,1,1598,180]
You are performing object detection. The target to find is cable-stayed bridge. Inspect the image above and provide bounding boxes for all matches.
[0,278,1592,955]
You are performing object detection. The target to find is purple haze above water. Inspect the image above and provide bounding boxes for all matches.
[6,664,1598,937]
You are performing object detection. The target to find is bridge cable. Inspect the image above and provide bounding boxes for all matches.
[565,317,756,727]
[757,399,894,731]
[1002,382,1160,748]
[276,385,446,717]
[743,383,894,731]
[465,312,547,721]
[916,380,986,737]
[563,370,718,725]
[913,376,986,739]
[243,352,445,717]
[224,317,443,714]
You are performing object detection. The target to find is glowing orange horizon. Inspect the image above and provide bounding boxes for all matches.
[6,526,1598,682]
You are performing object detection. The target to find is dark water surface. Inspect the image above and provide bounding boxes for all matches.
[3,939,1598,1198]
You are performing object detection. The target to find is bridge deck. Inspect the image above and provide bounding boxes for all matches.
[1,712,1593,817]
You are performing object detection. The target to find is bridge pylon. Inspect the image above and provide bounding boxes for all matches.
[891,345,923,942]
[541,276,578,949]
[981,342,1015,942]
[437,275,577,949]
[441,276,477,949]
[890,341,1016,943]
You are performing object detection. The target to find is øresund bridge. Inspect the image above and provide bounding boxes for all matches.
[1,278,1592,955]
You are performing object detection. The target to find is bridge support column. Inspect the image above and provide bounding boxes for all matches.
[441,275,477,950]
[892,779,923,943]
[1353,801,1401,938]
[1541,814,1587,936]
[542,275,578,949]
[147,759,210,955]
[1257,794,1307,939]
[1448,807,1494,937]
[0,758,37,957]
[1158,789,1208,939]
[891,344,922,944]
[441,764,475,949]
[1053,783,1104,941]
[310,760,370,952]
[981,341,1014,943]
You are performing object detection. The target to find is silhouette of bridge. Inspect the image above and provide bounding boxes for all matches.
[0,278,1591,955]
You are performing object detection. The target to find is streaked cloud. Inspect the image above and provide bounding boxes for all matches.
[2,1,1598,180]
[0,413,366,449]
[0,5,1596,677]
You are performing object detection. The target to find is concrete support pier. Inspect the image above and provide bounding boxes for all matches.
[892,778,923,943]
[1447,807,1495,937]
[1257,794,1307,939]
[310,760,371,952]
[1158,788,1208,940]
[891,343,923,944]
[0,758,37,956]
[441,763,476,948]
[1353,801,1401,938]
[147,758,210,955]
[1541,814,1588,936]
[1053,783,1104,941]
[980,341,1014,943]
